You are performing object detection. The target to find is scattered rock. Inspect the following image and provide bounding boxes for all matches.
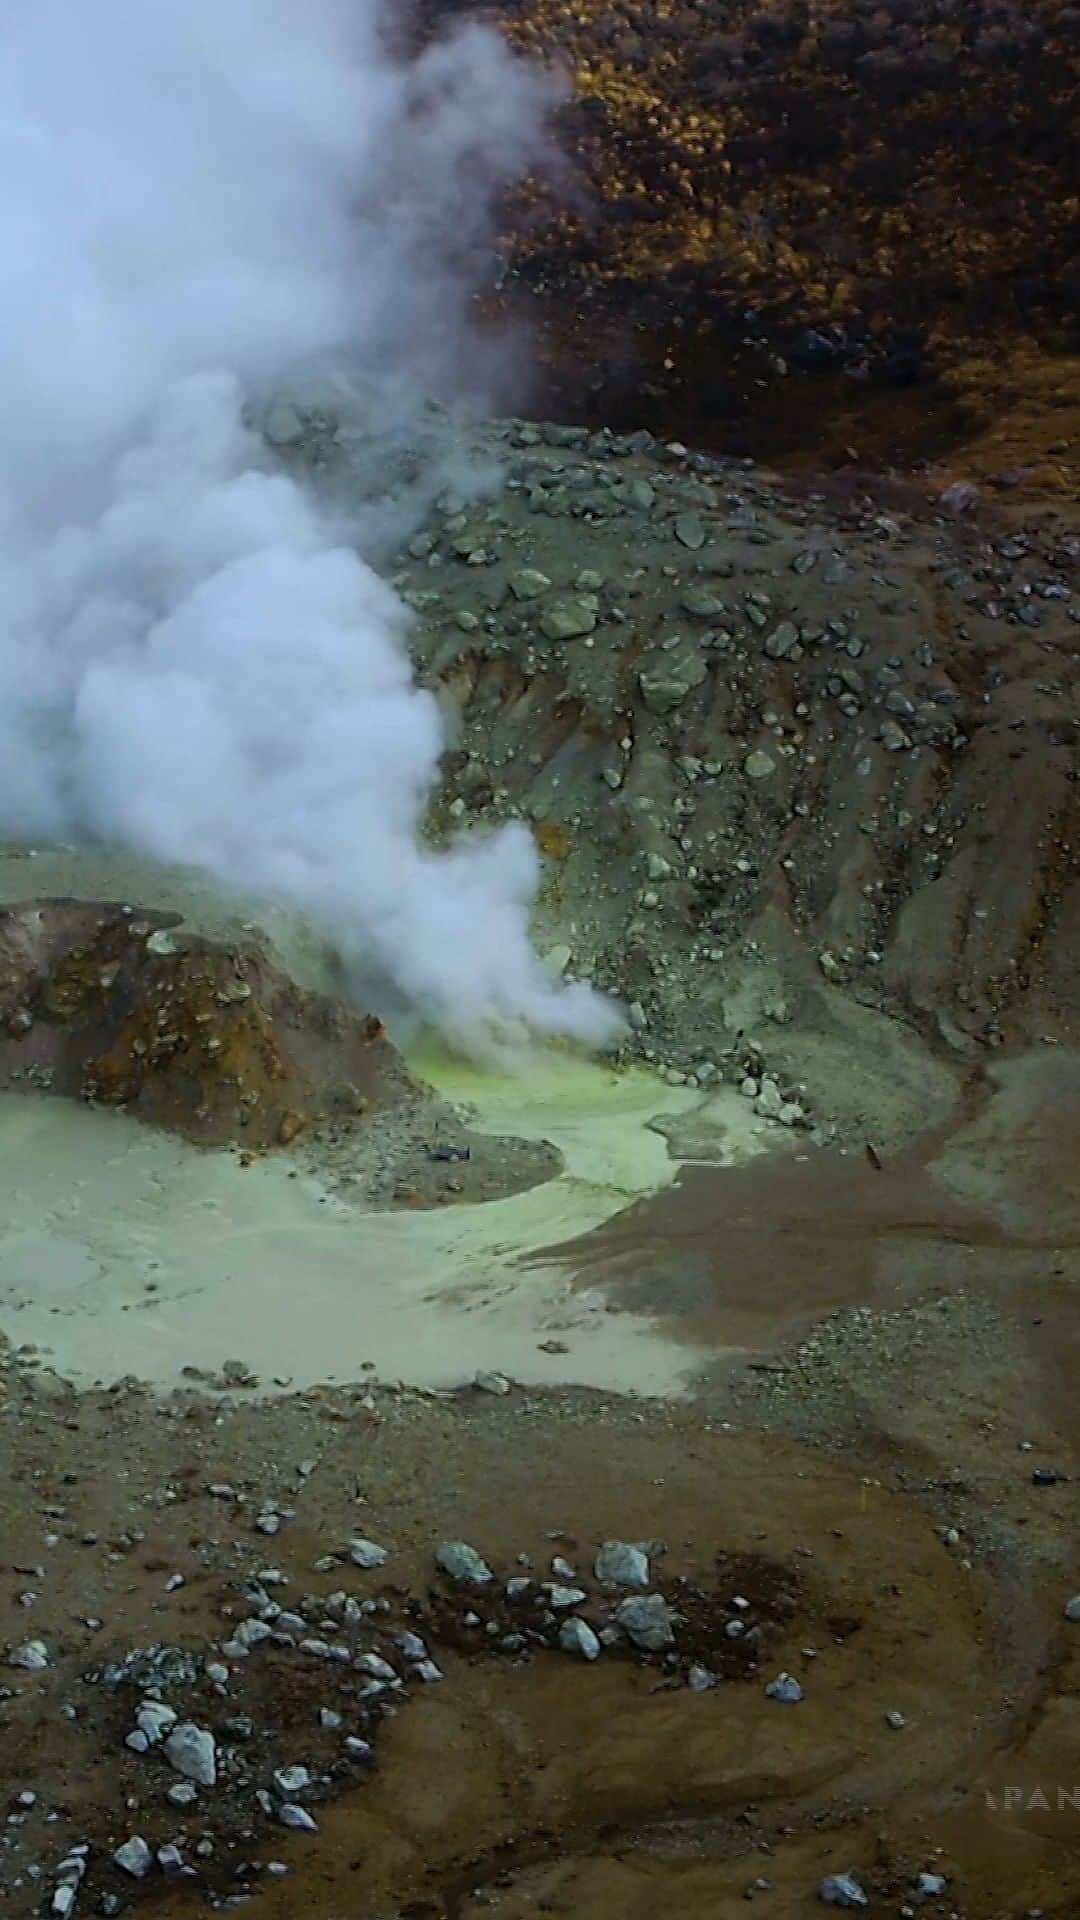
[558,1617,601,1661]
[7,1639,50,1670]
[820,1871,870,1908]
[766,1671,804,1703]
[113,1838,152,1879]
[163,1723,217,1788]
[436,1541,494,1586]
[615,1593,676,1652]
[348,1538,389,1570]
[594,1541,650,1589]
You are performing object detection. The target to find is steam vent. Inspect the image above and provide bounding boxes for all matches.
[1,5,1078,1920]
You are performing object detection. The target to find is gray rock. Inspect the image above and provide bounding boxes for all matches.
[915,1873,947,1897]
[164,1722,217,1788]
[348,1538,389,1571]
[539,598,597,642]
[595,1541,650,1590]
[273,1765,312,1798]
[51,1887,78,1919]
[355,1651,397,1682]
[136,1700,177,1745]
[639,651,707,715]
[113,1837,152,1879]
[474,1370,511,1395]
[279,1803,318,1832]
[687,1664,716,1692]
[509,567,552,601]
[765,1671,804,1704]
[820,1872,869,1908]
[615,1593,676,1652]
[559,1617,600,1661]
[674,512,707,550]
[544,1585,587,1610]
[8,1638,49,1670]
[1064,1594,1080,1622]
[157,1845,184,1876]
[764,620,800,660]
[679,584,727,619]
[167,1781,198,1808]
[744,749,777,780]
[436,1540,494,1586]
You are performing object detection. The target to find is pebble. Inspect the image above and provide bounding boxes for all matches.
[113,1837,152,1878]
[8,1639,50,1670]
[544,1585,587,1610]
[474,1370,511,1396]
[163,1723,217,1788]
[615,1593,676,1652]
[558,1617,600,1661]
[157,1845,185,1875]
[820,1871,869,1908]
[744,749,776,781]
[539,598,597,642]
[915,1872,947,1896]
[765,1671,804,1704]
[167,1782,198,1808]
[436,1541,494,1586]
[687,1664,716,1692]
[279,1803,318,1832]
[348,1538,389,1570]
[1065,1595,1080,1622]
[595,1541,650,1589]
[273,1765,312,1797]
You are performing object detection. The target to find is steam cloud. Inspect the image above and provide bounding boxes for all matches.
[0,0,621,1052]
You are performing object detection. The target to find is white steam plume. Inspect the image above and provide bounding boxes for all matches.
[0,0,621,1053]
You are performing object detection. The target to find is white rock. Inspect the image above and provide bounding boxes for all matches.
[272,1765,311,1798]
[113,1837,152,1879]
[348,1539,389,1571]
[164,1723,217,1788]
[8,1639,50,1670]
[436,1541,494,1585]
[595,1541,650,1589]
[279,1803,318,1832]
[559,1617,600,1661]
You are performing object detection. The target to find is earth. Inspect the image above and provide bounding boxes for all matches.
[3,13,1080,1910]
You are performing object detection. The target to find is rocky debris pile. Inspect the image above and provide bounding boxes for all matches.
[0,894,558,1202]
[359,412,1078,1140]
[1,1528,806,1914]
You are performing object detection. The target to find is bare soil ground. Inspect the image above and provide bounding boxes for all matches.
[2,409,1079,1918]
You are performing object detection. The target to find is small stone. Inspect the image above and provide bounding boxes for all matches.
[885,1709,907,1730]
[157,1845,184,1876]
[615,1594,676,1652]
[820,1872,869,1908]
[8,1639,49,1670]
[765,1671,804,1704]
[136,1701,178,1744]
[915,1872,947,1897]
[167,1782,198,1808]
[344,1736,373,1761]
[1064,1594,1080,1622]
[355,1652,397,1681]
[679,584,727,619]
[436,1541,494,1586]
[51,1887,77,1919]
[319,1708,343,1730]
[273,1765,311,1798]
[688,1664,716,1692]
[474,1370,511,1396]
[595,1541,650,1589]
[279,1803,318,1832]
[558,1617,600,1661]
[348,1539,389,1570]
[674,512,707,549]
[509,567,552,601]
[539,598,597,642]
[113,1837,152,1879]
[545,1585,587,1610]
[744,749,776,781]
[164,1723,217,1788]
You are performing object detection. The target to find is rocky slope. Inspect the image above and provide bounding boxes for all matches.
[355,410,1080,1143]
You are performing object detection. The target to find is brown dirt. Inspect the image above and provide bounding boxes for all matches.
[2,1340,1079,1920]
[0,897,559,1207]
